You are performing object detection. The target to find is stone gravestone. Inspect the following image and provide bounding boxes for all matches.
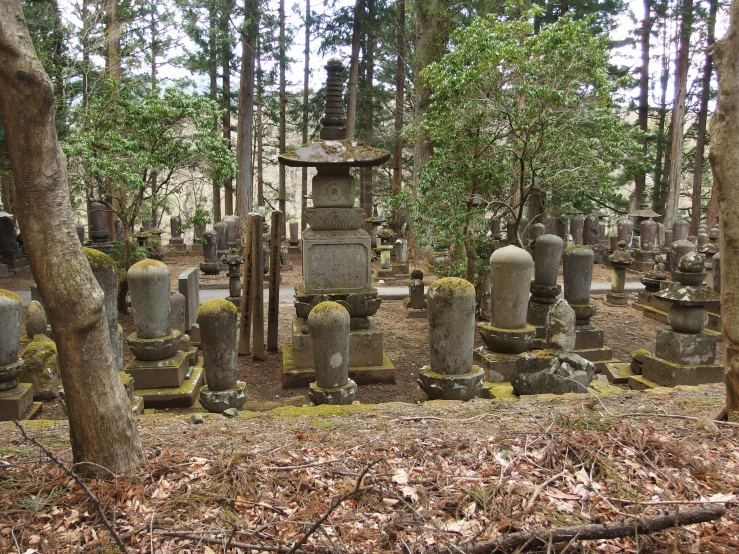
[223,215,241,249]
[393,238,409,276]
[214,221,228,257]
[19,301,61,401]
[673,220,690,241]
[288,221,300,248]
[168,216,187,255]
[198,299,247,412]
[178,267,200,333]
[671,239,695,279]
[87,201,114,254]
[527,234,563,341]
[570,215,585,245]
[616,217,634,248]
[418,278,483,400]
[405,269,427,319]
[124,260,203,407]
[307,301,357,405]
[0,204,27,270]
[606,241,633,306]
[83,247,123,370]
[0,290,34,420]
[641,253,723,387]
[199,230,221,275]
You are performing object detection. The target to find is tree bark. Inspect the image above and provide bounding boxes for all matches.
[391,0,405,223]
[267,211,282,351]
[236,0,258,228]
[104,0,121,239]
[652,16,672,215]
[634,0,653,210]
[222,0,234,217]
[256,37,264,208]
[664,0,693,230]
[278,0,287,236]
[346,0,363,138]
[708,0,739,418]
[210,4,221,223]
[0,0,144,475]
[301,0,310,231]
[361,0,375,232]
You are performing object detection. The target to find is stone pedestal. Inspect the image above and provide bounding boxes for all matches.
[0,290,35,420]
[405,272,427,318]
[377,244,395,280]
[527,234,563,339]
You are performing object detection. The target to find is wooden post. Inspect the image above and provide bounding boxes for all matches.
[238,213,255,355]
[267,211,283,351]
[252,213,266,360]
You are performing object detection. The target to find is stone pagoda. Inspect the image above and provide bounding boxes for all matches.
[278,59,394,388]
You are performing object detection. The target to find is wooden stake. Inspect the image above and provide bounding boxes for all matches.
[267,211,283,351]
[238,213,255,355]
[252,213,266,360]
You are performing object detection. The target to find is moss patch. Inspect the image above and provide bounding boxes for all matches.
[0,289,22,304]
[82,247,116,269]
[197,298,239,319]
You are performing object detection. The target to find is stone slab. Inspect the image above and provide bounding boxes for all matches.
[655,329,718,366]
[131,396,145,415]
[137,365,204,408]
[604,362,634,384]
[25,402,43,420]
[124,350,189,390]
[628,375,661,390]
[406,308,428,319]
[189,244,203,254]
[641,355,724,387]
[301,229,373,294]
[0,383,34,421]
[292,317,383,368]
[282,346,395,388]
[178,267,200,331]
[574,326,604,350]
[473,347,519,382]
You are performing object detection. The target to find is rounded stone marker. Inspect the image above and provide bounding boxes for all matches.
[673,220,690,241]
[0,290,22,367]
[26,301,48,338]
[563,245,596,325]
[83,247,118,334]
[307,301,356,405]
[640,219,658,251]
[198,299,239,391]
[533,235,563,287]
[616,217,634,248]
[428,278,475,375]
[491,245,533,329]
[128,259,171,339]
[670,239,696,278]
[170,292,187,333]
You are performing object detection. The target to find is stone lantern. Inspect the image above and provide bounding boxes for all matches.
[606,241,633,306]
[221,248,244,306]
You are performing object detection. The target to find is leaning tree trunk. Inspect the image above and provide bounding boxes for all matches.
[708,0,739,419]
[0,0,144,475]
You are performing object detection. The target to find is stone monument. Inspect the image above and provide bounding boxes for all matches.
[0,290,35,420]
[307,301,357,405]
[641,253,723,387]
[474,246,535,382]
[197,299,247,412]
[673,220,690,241]
[223,215,241,250]
[418,278,483,400]
[393,238,410,276]
[199,230,221,276]
[583,212,607,264]
[279,59,394,387]
[404,269,427,319]
[570,215,585,245]
[526,234,563,341]
[168,216,187,255]
[0,203,27,270]
[606,241,633,306]
[214,221,228,257]
[123,260,203,407]
[88,201,114,255]
[288,220,300,249]
[19,300,61,401]
[221,248,244,306]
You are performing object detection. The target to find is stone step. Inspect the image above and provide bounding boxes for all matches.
[604,362,634,384]
[136,364,204,408]
[628,375,661,390]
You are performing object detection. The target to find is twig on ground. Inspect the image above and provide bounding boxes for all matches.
[12,420,129,554]
[619,412,739,427]
[154,530,299,553]
[608,498,736,506]
[287,458,382,554]
[524,471,565,511]
[265,458,341,471]
[464,504,726,554]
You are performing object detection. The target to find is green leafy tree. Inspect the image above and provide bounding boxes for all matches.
[413,13,643,284]
[63,81,236,267]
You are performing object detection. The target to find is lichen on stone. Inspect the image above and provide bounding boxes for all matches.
[0,289,22,304]
[82,247,116,269]
[197,298,238,319]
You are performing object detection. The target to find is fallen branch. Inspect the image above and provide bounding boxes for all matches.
[154,530,300,553]
[265,459,341,471]
[465,504,726,554]
[287,459,382,554]
[12,420,129,554]
[620,412,739,428]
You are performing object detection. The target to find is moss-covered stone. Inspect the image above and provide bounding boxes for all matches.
[197,298,239,319]
[82,247,116,269]
[0,289,22,304]
[19,335,61,401]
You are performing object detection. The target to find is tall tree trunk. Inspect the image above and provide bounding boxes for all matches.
[391,0,405,224]
[236,0,258,231]
[411,0,450,192]
[345,0,362,138]
[257,38,264,208]
[210,4,221,223]
[652,15,672,215]
[664,0,693,230]
[708,0,739,419]
[105,0,121,239]
[0,0,144,475]
[278,0,286,237]
[691,0,718,233]
[634,0,653,209]
[301,0,310,231]
[222,3,234,217]
[360,0,375,232]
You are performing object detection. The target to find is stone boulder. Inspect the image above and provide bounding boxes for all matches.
[19,335,61,400]
[511,351,595,396]
[545,299,576,351]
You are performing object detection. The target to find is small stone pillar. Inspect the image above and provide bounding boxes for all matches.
[583,213,607,263]
[606,241,633,306]
[89,201,110,243]
[214,221,228,256]
[199,230,221,275]
[198,299,246,412]
[288,221,300,247]
[124,260,202,407]
[307,301,357,405]
[393,238,409,276]
[640,219,658,251]
[657,223,665,249]
[570,215,585,245]
[0,290,33,420]
[528,223,546,247]
[663,230,673,252]
[170,291,195,362]
[670,239,695,279]
[527,234,563,338]
[642,253,723,386]
[563,246,613,366]
[554,218,569,241]
[83,248,123,370]
[418,278,483,400]
[377,244,395,280]
[75,223,85,244]
[169,216,184,245]
[405,269,427,318]
[673,220,690,241]
[221,248,244,306]
[223,215,240,249]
